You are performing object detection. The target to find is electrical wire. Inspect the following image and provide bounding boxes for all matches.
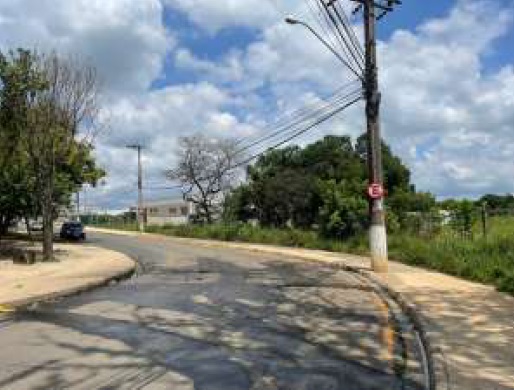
[234,88,362,157]
[235,94,362,167]
[312,0,363,73]
[305,0,342,61]
[235,82,361,153]
[332,1,365,62]
[145,92,363,191]
[235,80,359,147]
[319,0,364,73]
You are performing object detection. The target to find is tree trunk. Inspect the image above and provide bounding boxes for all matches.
[41,185,54,261]
[203,203,212,224]
[0,214,13,240]
[24,216,33,242]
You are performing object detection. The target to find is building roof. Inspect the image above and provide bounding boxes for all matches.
[143,198,189,207]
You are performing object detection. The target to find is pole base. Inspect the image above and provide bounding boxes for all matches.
[370,224,388,273]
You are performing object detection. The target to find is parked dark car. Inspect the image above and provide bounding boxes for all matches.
[60,221,86,241]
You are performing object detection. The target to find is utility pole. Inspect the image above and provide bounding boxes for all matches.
[353,0,400,272]
[76,191,80,222]
[126,144,145,233]
[286,0,400,272]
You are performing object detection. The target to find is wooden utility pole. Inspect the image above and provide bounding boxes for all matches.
[127,144,145,233]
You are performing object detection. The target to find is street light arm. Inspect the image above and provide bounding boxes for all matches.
[285,18,364,83]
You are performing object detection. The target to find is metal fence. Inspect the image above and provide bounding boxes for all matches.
[396,207,514,241]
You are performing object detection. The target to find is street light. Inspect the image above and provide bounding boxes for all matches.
[285,16,364,82]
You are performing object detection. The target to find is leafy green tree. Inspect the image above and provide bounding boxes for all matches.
[300,135,365,182]
[317,179,368,238]
[0,50,44,236]
[479,194,514,210]
[388,190,436,215]
[355,134,411,195]
[0,49,104,259]
[252,168,317,228]
[227,134,421,239]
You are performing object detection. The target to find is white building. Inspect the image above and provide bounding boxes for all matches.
[142,199,195,226]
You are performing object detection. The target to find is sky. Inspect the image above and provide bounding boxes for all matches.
[0,0,513,212]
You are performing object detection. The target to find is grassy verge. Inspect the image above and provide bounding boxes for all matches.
[89,222,514,295]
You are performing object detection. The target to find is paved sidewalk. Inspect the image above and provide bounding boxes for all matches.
[0,242,135,308]
[90,228,514,390]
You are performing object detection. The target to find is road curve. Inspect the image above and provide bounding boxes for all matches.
[0,232,427,390]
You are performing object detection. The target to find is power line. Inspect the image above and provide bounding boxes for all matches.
[305,0,344,61]
[237,89,362,156]
[235,81,359,147]
[234,83,357,148]
[235,94,362,167]
[319,0,364,73]
[313,0,363,73]
[147,92,362,192]
[331,1,365,62]
[234,85,362,155]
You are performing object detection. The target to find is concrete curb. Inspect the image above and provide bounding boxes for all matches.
[0,262,136,311]
[88,227,450,389]
[352,268,451,390]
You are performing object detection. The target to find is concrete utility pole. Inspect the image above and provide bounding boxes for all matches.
[347,0,401,272]
[127,144,145,233]
[285,0,400,272]
[362,0,388,272]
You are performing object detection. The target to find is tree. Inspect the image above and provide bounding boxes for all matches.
[355,134,411,195]
[0,50,43,236]
[167,135,242,224]
[227,134,422,238]
[251,168,317,228]
[0,49,103,259]
[318,179,368,238]
[479,194,514,210]
[25,52,100,259]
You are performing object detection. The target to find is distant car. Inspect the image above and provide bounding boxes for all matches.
[60,221,86,241]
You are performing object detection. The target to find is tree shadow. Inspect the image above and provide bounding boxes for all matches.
[2,257,427,390]
[398,284,514,390]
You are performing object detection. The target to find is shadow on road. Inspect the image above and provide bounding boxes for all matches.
[2,257,426,390]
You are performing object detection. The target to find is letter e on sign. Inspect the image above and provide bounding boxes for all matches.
[368,183,384,200]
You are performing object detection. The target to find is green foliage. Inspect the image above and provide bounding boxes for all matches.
[0,49,104,242]
[230,134,420,238]
[479,194,514,210]
[388,190,436,215]
[355,134,411,195]
[317,179,368,238]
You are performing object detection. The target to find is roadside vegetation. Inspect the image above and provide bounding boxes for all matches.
[91,219,514,295]
[90,134,514,295]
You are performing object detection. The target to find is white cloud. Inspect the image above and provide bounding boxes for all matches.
[377,0,514,197]
[162,0,280,33]
[2,0,514,208]
[91,82,259,209]
[0,0,172,95]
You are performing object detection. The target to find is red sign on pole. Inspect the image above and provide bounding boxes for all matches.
[368,183,384,199]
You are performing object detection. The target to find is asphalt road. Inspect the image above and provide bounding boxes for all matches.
[0,232,428,390]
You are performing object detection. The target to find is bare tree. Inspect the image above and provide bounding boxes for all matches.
[25,52,99,260]
[167,135,242,224]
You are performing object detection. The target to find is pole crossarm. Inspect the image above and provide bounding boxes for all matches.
[348,0,402,19]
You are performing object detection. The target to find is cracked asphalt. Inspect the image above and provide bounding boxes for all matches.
[0,232,428,389]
